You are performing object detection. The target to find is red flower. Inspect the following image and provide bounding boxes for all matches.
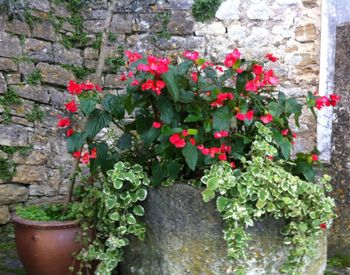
[245,80,259,92]
[320,223,327,230]
[236,68,244,73]
[267,155,274,160]
[190,138,196,145]
[72,151,81,159]
[311,154,318,161]
[127,71,134,78]
[152,121,162,128]
[182,130,189,137]
[120,74,127,81]
[82,80,94,90]
[95,84,103,92]
[246,110,254,120]
[292,133,297,139]
[191,72,198,82]
[57,117,71,128]
[141,79,154,91]
[215,66,224,72]
[230,161,236,169]
[218,154,227,161]
[169,133,186,148]
[89,148,97,159]
[65,100,78,113]
[66,128,74,137]
[81,152,90,164]
[67,80,82,95]
[224,48,241,68]
[137,56,170,75]
[214,130,229,139]
[154,80,166,95]
[252,64,263,75]
[329,94,340,106]
[131,79,140,86]
[125,50,142,63]
[183,51,199,61]
[265,53,278,62]
[263,69,279,86]
[281,129,289,136]
[236,113,245,121]
[260,113,273,124]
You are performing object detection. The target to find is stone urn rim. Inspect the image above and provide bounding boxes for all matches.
[11,213,78,230]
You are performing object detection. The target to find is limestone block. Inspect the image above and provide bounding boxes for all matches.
[168,11,194,35]
[277,0,299,5]
[0,73,6,94]
[104,74,124,88]
[0,184,28,205]
[215,0,240,20]
[195,21,226,36]
[36,62,75,87]
[53,43,82,65]
[19,62,35,78]
[5,74,21,85]
[0,125,28,147]
[110,14,133,33]
[295,23,317,42]
[120,184,327,275]
[12,85,50,104]
[12,150,48,165]
[227,24,247,41]
[155,36,205,51]
[84,47,99,60]
[0,206,10,224]
[11,165,47,184]
[82,9,107,20]
[32,20,56,42]
[0,32,22,58]
[27,0,50,12]
[0,57,17,72]
[247,2,272,20]
[5,19,31,36]
[23,38,54,63]
[168,0,194,10]
[50,88,70,108]
[302,0,318,8]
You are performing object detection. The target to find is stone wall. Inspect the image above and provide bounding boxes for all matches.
[0,0,321,224]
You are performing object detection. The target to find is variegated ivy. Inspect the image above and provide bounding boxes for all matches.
[73,162,149,275]
[201,122,336,275]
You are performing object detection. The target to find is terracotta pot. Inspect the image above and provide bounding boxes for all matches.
[12,214,89,275]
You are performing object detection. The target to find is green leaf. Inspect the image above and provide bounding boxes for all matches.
[126,213,137,224]
[85,110,111,138]
[298,223,308,232]
[102,94,125,119]
[162,65,179,101]
[178,90,195,103]
[178,60,194,75]
[187,128,198,135]
[66,132,88,153]
[141,127,159,145]
[256,199,266,209]
[159,97,175,124]
[268,102,283,117]
[117,133,132,150]
[213,106,231,131]
[136,188,147,201]
[184,113,202,122]
[79,97,96,115]
[133,205,145,216]
[181,143,198,171]
[113,179,123,190]
[282,197,293,205]
[202,189,215,202]
[207,177,219,190]
[109,212,120,221]
[285,98,302,116]
[258,190,269,202]
[273,130,291,159]
[217,196,230,212]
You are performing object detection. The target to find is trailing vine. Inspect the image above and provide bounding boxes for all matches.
[201,122,336,275]
[73,162,149,274]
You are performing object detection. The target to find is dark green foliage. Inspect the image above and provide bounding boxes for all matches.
[16,204,78,222]
[25,104,44,122]
[156,11,171,39]
[0,87,22,124]
[105,45,125,73]
[27,69,42,85]
[92,33,103,50]
[61,64,94,79]
[192,0,222,22]
[0,158,14,181]
[24,10,42,29]
[108,32,117,42]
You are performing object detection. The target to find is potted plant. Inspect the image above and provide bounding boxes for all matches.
[13,48,338,274]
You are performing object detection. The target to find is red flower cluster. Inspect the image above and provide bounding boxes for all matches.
[260,113,273,124]
[245,67,279,93]
[265,53,278,62]
[72,148,97,164]
[197,143,231,161]
[311,154,318,161]
[191,72,198,82]
[152,121,162,129]
[319,223,327,230]
[141,79,166,95]
[224,48,241,68]
[137,56,170,75]
[67,80,102,95]
[169,130,195,148]
[120,71,134,81]
[183,51,199,61]
[57,115,71,128]
[65,100,78,113]
[214,130,229,139]
[210,92,234,108]
[125,50,142,63]
[315,94,340,110]
[236,110,254,121]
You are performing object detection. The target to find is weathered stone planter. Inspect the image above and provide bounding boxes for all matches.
[120,184,327,275]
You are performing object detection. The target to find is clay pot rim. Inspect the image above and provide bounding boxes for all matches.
[11,213,79,229]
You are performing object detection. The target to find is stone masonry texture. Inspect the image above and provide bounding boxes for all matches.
[0,0,321,224]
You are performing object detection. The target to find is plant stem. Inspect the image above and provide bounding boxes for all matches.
[63,0,118,209]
